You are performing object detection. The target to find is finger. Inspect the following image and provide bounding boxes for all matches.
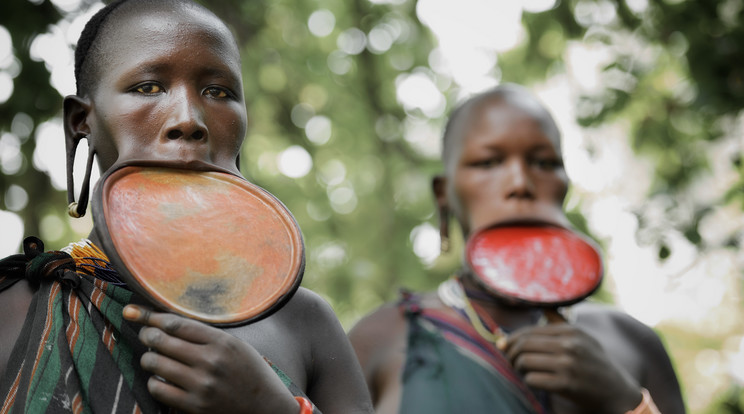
[504,334,568,361]
[123,305,219,344]
[521,370,567,392]
[147,375,201,414]
[504,323,575,352]
[140,350,199,390]
[512,352,568,374]
[138,325,203,365]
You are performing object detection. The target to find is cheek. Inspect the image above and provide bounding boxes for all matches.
[450,169,492,224]
[99,100,160,140]
[212,108,246,153]
[544,171,569,203]
[452,170,480,209]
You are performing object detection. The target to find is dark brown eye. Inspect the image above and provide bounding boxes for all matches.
[470,157,503,168]
[530,158,563,170]
[135,83,163,94]
[204,87,229,99]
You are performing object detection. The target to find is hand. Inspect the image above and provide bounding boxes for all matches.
[503,314,642,413]
[122,305,299,414]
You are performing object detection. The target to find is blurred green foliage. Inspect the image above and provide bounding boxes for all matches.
[1,0,743,411]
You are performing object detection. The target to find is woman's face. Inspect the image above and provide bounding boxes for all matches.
[84,5,247,175]
[444,98,569,237]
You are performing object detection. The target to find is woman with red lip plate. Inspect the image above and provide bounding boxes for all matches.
[0,1,372,413]
[349,84,686,414]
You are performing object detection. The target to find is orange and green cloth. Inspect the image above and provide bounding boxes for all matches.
[0,237,318,414]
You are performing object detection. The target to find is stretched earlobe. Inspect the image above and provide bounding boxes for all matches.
[439,205,450,253]
[66,142,95,218]
[63,96,95,218]
[432,175,450,254]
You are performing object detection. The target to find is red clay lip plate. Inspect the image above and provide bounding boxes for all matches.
[92,164,305,326]
[465,222,603,307]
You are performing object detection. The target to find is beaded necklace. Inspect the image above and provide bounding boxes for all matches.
[63,239,127,286]
[438,277,510,349]
[438,276,551,350]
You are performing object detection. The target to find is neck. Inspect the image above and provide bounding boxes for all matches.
[458,273,542,331]
[87,228,102,247]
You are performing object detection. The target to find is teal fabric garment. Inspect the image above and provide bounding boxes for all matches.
[399,299,545,414]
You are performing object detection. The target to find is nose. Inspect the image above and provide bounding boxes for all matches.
[504,158,535,199]
[164,88,207,141]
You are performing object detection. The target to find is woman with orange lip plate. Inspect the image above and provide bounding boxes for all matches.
[349,84,685,414]
[0,1,372,413]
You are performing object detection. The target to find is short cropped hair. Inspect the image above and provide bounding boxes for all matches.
[441,84,562,166]
[74,0,129,96]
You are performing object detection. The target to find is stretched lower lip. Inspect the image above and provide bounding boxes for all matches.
[471,208,569,232]
[110,159,236,176]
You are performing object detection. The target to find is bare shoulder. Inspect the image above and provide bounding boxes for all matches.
[348,301,407,353]
[348,291,442,349]
[250,287,347,362]
[276,287,355,342]
[572,301,661,347]
[278,287,335,321]
[348,290,444,369]
[225,287,342,379]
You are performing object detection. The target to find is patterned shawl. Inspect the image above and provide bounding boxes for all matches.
[1,238,163,413]
[398,281,548,414]
[1,237,319,414]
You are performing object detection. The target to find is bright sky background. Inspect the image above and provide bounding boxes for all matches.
[1,0,742,409]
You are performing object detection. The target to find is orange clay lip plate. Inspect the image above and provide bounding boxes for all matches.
[465,223,603,307]
[92,163,305,326]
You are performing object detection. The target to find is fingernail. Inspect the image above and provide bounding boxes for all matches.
[123,305,141,320]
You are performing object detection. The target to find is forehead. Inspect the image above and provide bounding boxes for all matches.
[468,99,547,140]
[446,97,561,161]
[98,5,241,74]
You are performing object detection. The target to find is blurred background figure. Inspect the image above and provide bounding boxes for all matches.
[349,84,686,413]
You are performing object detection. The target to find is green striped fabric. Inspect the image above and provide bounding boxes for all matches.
[1,272,165,413]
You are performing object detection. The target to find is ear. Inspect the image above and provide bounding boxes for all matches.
[432,175,448,210]
[63,95,92,145]
[63,95,94,218]
[432,175,451,252]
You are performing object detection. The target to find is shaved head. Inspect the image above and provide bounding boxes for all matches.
[441,84,562,174]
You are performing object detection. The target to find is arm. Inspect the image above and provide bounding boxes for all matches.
[613,311,686,414]
[289,289,374,414]
[348,304,408,414]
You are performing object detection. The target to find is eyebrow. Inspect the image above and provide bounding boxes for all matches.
[478,142,560,154]
[126,63,241,87]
